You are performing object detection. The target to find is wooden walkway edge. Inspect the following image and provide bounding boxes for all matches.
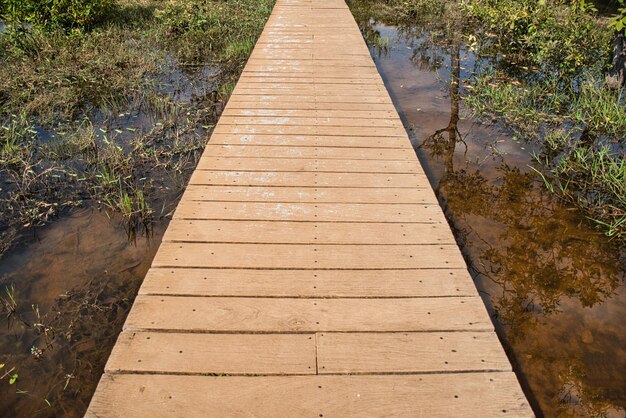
[86,0,533,416]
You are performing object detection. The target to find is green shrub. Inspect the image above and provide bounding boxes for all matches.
[0,0,112,32]
[463,0,613,78]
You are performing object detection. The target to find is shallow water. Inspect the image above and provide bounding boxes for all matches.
[368,23,626,417]
[0,207,169,416]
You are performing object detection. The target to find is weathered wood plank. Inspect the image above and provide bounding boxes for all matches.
[163,220,455,244]
[195,157,420,173]
[317,332,512,374]
[152,243,466,269]
[87,374,532,418]
[217,116,402,128]
[225,101,396,111]
[139,268,477,297]
[212,125,406,137]
[189,171,426,188]
[221,108,397,119]
[201,145,415,159]
[125,296,492,332]
[181,185,437,204]
[106,332,316,375]
[207,134,409,148]
[173,202,446,223]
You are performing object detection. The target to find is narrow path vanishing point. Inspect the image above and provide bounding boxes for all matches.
[86,0,533,416]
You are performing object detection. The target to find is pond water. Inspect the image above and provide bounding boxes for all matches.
[365,22,626,417]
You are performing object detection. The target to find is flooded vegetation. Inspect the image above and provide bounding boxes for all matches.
[348,0,626,415]
[0,0,274,415]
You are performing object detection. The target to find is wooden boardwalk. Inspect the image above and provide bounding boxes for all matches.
[86,0,532,416]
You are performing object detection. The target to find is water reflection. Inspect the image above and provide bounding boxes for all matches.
[360,17,626,417]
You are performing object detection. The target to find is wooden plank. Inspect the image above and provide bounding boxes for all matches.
[196,157,420,173]
[181,185,437,204]
[212,125,406,137]
[151,243,466,269]
[201,145,415,159]
[235,78,385,85]
[139,268,478,297]
[240,71,381,80]
[225,101,396,111]
[188,171,426,188]
[106,332,316,375]
[217,116,402,128]
[87,373,532,418]
[125,296,492,332]
[221,108,397,119]
[163,220,455,244]
[173,202,446,223]
[207,134,409,148]
[317,332,512,374]
[233,82,384,89]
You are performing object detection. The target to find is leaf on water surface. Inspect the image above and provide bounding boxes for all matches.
[9,373,18,385]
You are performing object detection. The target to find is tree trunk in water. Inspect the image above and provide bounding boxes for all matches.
[606,32,626,88]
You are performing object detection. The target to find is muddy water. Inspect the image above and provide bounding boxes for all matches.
[367,23,626,417]
[0,207,170,416]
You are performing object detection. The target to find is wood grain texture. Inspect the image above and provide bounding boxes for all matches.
[201,145,415,159]
[163,220,455,244]
[189,170,426,187]
[206,134,410,148]
[152,242,466,269]
[139,268,478,297]
[317,332,512,373]
[106,332,316,375]
[125,296,493,332]
[180,185,437,203]
[87,374,532,418]
[196,157,420,173]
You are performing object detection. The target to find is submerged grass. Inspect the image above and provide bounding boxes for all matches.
[0,0,275,255]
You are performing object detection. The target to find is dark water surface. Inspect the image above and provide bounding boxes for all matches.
[368,23,626,417]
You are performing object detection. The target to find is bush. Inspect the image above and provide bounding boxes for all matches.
[0,0,112,32]
[463,0,613,78]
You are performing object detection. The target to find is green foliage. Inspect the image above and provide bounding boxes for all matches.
[0,0,113,32]
[154,0,274,63]
[609,0,626,35]
[463,0,613,78]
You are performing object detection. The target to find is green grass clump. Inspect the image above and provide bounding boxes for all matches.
[349,0,446,24]
[155,0,274,64]
[544,141,626,240]
[0,0,113,32]
[571,82,626,138]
